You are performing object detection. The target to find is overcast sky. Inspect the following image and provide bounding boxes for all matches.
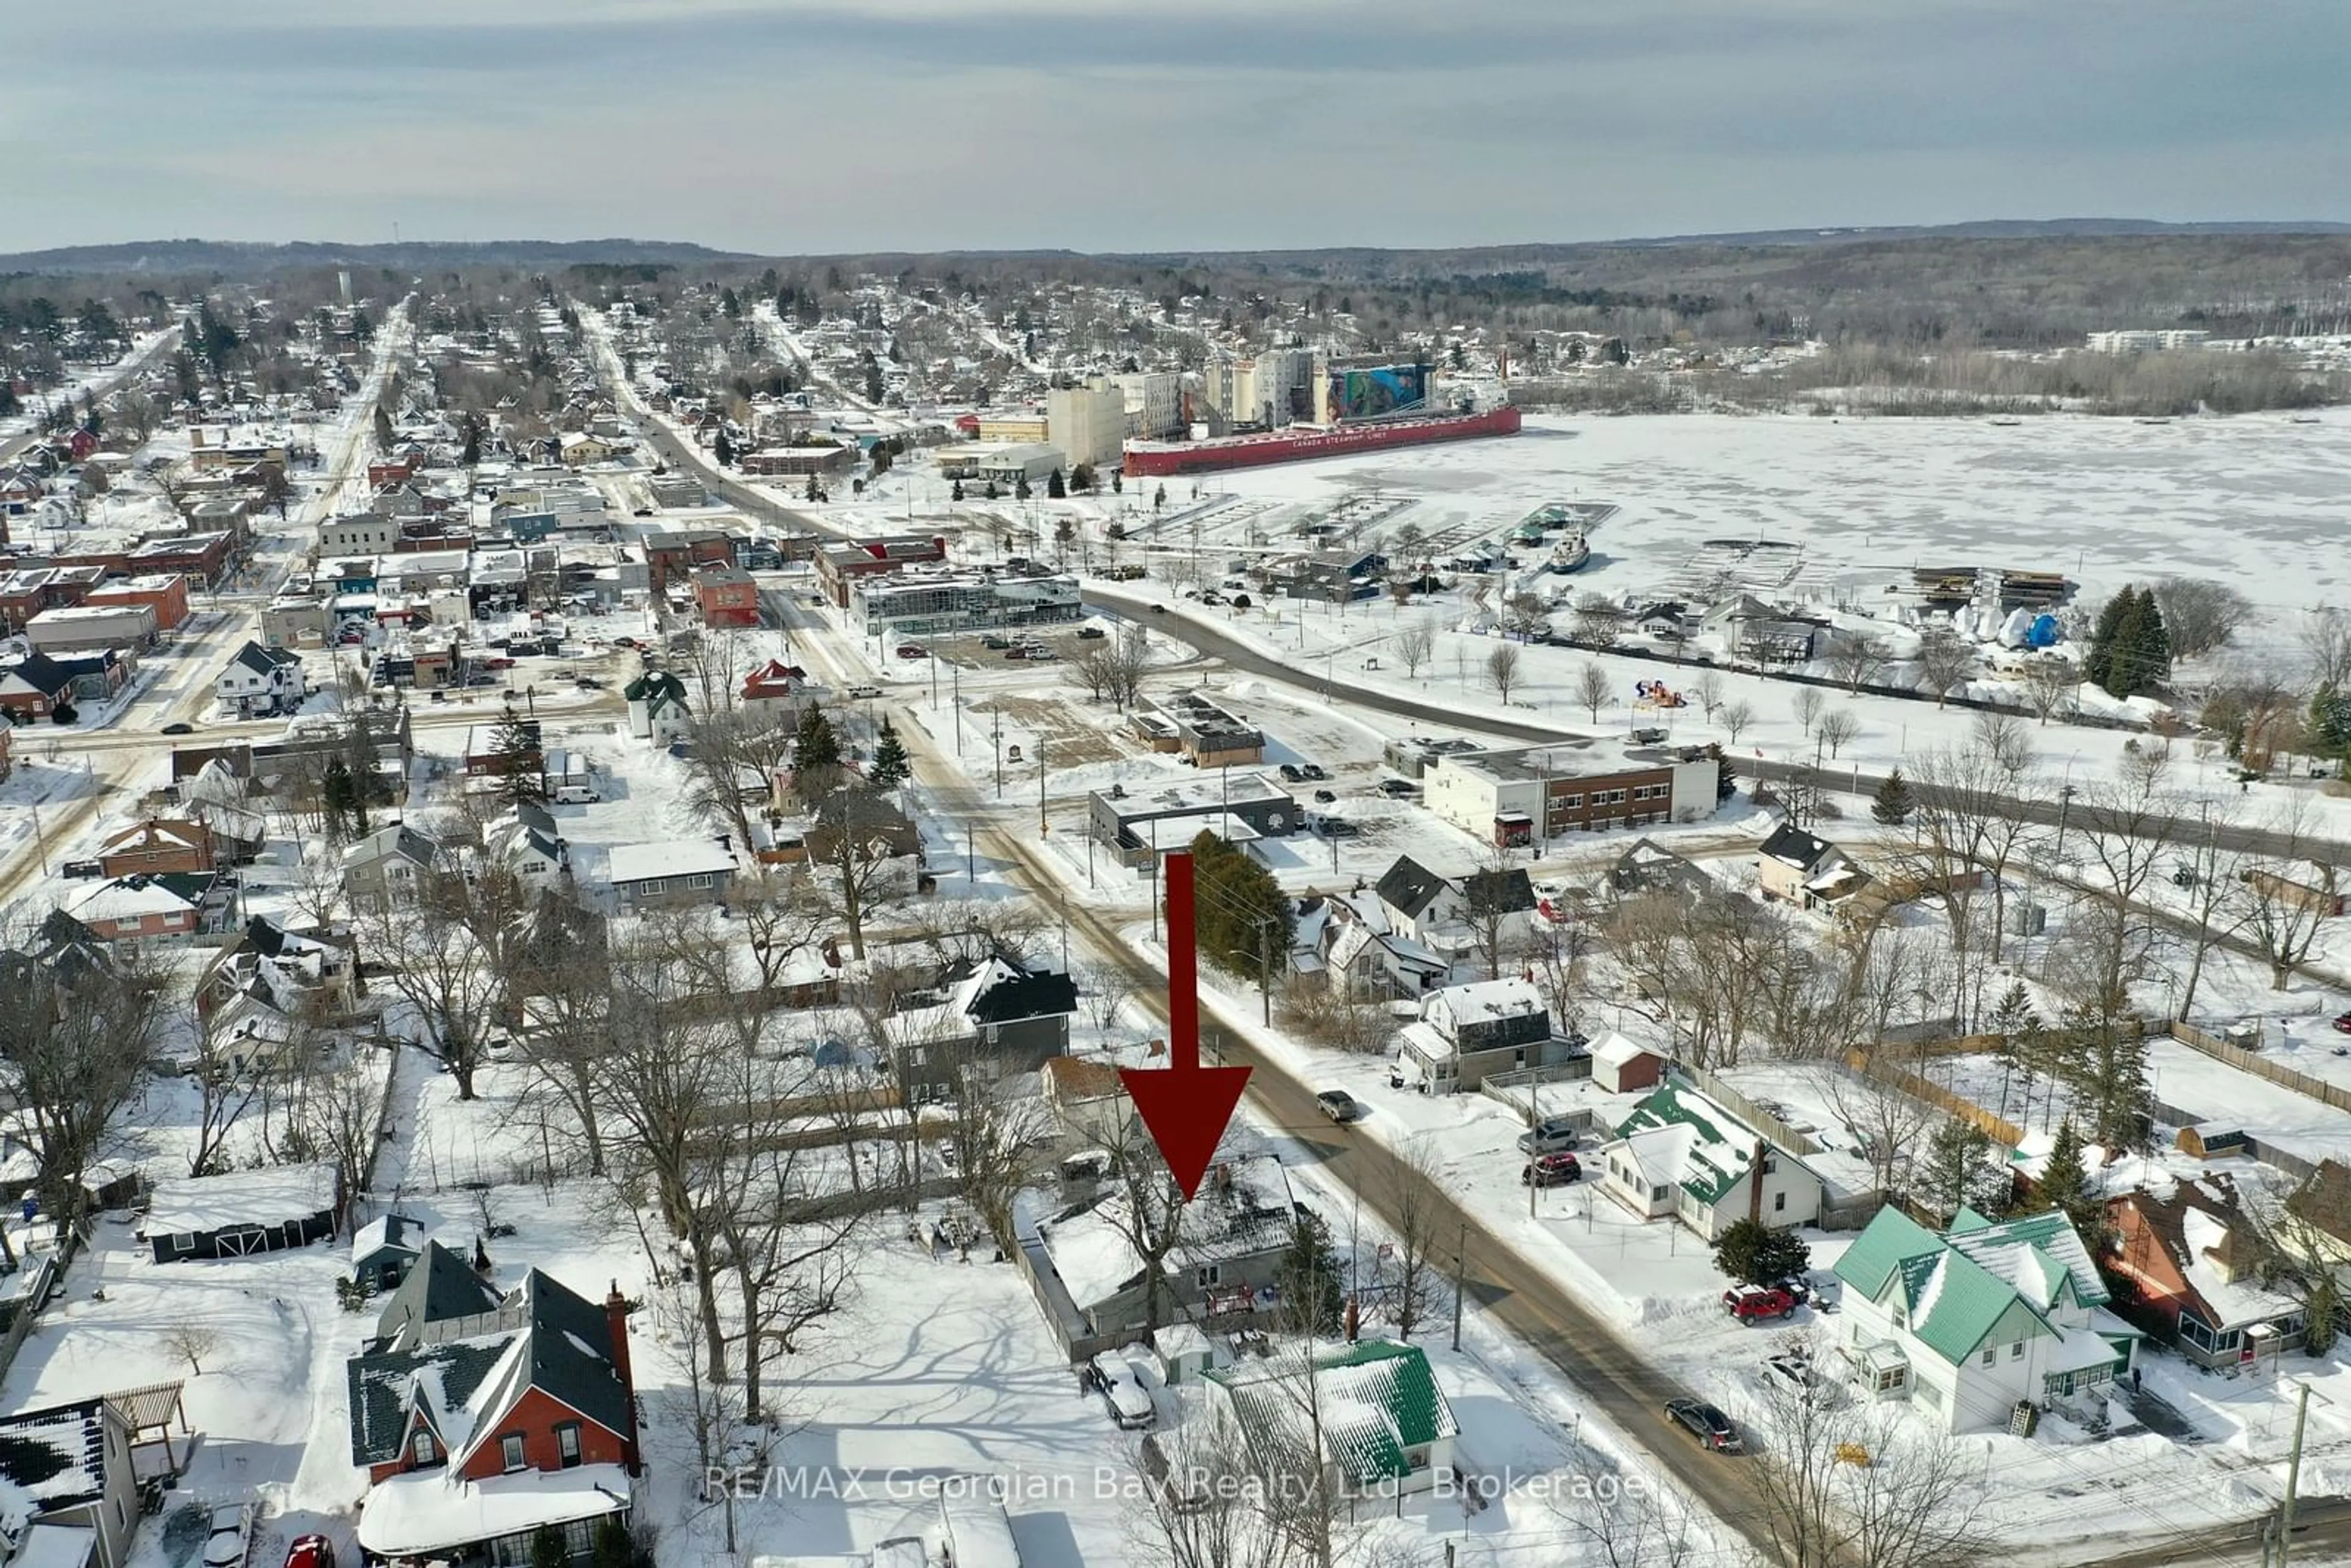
[11,0,2349,255]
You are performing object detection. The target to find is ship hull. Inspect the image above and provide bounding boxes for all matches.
[1121,405,1523,477]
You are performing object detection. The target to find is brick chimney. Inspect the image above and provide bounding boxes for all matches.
[606,1281,642,1474]
[1748,1138,1769,1226]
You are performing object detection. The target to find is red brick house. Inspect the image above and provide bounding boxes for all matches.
[692,563,759,628]
[348,1247,640,1564]
[2105,1177,2309,1370]
[64,872,214,940]
[642,529,738,593]
[97,818,218,878]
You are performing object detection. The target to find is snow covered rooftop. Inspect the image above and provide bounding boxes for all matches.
[604,839,736,885]
[356,1463,632,1558]
[146,1163,336,1234]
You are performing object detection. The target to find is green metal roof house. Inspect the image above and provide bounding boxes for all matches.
[1597,1079,1823,1240]
[1832,1206,2143,1433]
[1203,1340,1460,1496]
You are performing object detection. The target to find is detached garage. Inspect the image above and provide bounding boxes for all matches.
[144,1164,338,1262]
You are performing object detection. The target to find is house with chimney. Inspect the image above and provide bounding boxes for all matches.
[2105,1176,2308,1370]
[1596,1079,1823,1239]
[1391,977,1583,1095]
[1370,854,1537,973]
[345,1245,640,1567]
[886,955,1078,1105]
[1754,823,1870,913]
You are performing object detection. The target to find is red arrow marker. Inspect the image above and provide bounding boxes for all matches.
[1121,849,1251,1201]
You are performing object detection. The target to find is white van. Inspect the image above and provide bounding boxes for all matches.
[553,785,600,805]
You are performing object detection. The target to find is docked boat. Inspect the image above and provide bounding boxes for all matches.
[1550,530,1591,573]
[1987,415,2023,427]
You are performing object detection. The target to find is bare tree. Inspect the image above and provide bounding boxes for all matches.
[1277,979,1397,1055]
[2153,576,2251,661]
[2168,798,2244,1019]
[2232,798,2341,989]
[1824,634,1891,694]
[355,865,523,1100]
[1483,642,1524,704]
[1377,1136,1445,1341]
[1793,686,1826,737]
[1546,1449,1703,1568]
[1073,626,1152,711]
[1571,593,1622,645]
[2018,655,2079,724]
[1075,959,1136,1031]
[1720,699,1755,745]
[163,1321,223,1377]
[1821,1056,1941,1199]
[1393,618,1436,680]
[681,704,797,852]
[1691,669,1725,720]
[1911,626,1975,708]
[1815,708,1860,760]
[806,783,915,960]
[2303,606,2351,689]
[1574,661,1611,722]
[1502,590,1553,639]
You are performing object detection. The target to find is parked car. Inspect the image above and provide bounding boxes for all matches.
[1378,777,1420,798]
[612,636,639,649]
[1004,648,1029,660]
[203,1503,254,1568]
[1723,1285,1799,1324]
[1088,1352,1158,1430]
[484,656,517,670]
[1522,1152,1583,1187]
[846,685,882,699]
[1515,1116,1581,1156]
[631,507,653,517]
[1278,763,1304,782]
[1076,626,1107,639]
[1025,648,1059,662]
[1665,1398,1742,1453]
[61,859,103,880]
[1313,789,1338,803]
[2333,1011,2351,1035]
[1299,763,1328,781]
[553,786,601,805]
[982,636,1011,650]
[160,721,195,735]
[1316,1089,1363,1124]
[1149,603,1166,614]
[1762,1351,1840,1407]
[575,675,606,689]
[896,643,927,659]
[284,1536,336,1568]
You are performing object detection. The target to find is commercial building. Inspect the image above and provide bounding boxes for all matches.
[2084,329,2210,353]
[1086,772,1300,868]
[847,571,1081,638]
[814,534,948,606]
[1112,371,1183,440]
[690,563,760,628]
[1423,741,1720,849]
[972,443,1065,489]
[738,444,855,478]
[1046,378,1125,470]
[24,602,157,654]
[1133,691,1265,768]
[84,573,192,631]
[320,512,402,555]
[974,412,1049,445]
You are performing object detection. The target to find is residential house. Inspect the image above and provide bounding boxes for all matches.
[1202,1341,1458,1498]
[690,563,759,628]
[95,819,216,879]
[342,823,443,910]
[1597,1079,1824,1239]
[1311,893,1450,1000]
[487,801,569,891]
[1393,977,1581,1094]
[1033,1152,1297,1340]
[146,1164,339,1262]
[604,838,737,910]
[64,872,217,941]
[557,432,617,467]
[0,651,80,719]
[1604,837,1719,906]
[351,1214,427,1294]
[889,956,1078,1104]
[1831,1206,2143,1433]
[1040,1056,1134,1144]
[2105,1177,2307,1370]
[1371,855,1536,971]
[623,670,690,745]
[346,1265,639,1567]
[738,658,808,715]
[1701,595,1831,664]
[1754,823,1870,912]
[0,1397,140,1568]
[216,640,306,719]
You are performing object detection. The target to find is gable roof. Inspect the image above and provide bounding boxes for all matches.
[951,955,1078,1026]
[344,823,440,874]
[622,670,689,710]
[229,640,301,677]
[1758,822,1840,874]
[0,651,76,699]
[370,1240,503,1352]
[1834,1204,2111,1368]
[1611,1080,1777,1207]
[1461,866,1537,917]
[1206,1340,1457,1484]
[354,1213,426,1267]
[1373,856,1448,921]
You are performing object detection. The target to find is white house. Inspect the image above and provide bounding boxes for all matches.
[623,670,691,745]
[1202,1340,1458,1497]
[1597,1079,1823,1239]
[217,640,306,719]
[484,801,569,888]
[1369,855,1537,969]
[1393,977,1574,1094]
[1832,1206,2143,1433]
[1754,822,1869,912]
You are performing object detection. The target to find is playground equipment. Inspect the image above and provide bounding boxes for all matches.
[1633,678,1687,709]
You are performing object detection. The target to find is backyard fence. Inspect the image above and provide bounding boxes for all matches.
[1673,1061,1826,1157]
[2164,1021,2351,1119]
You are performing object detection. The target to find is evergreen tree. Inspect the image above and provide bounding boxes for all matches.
[868,717,911,789]
[1046,467,1067,499]
[1714,751,1736,803]
[1711,1217,1812,1286]
[1070,461,1097,493]
[592,1518,639,1568]
[792,705,842,801]
[528,1525,567,1568]
[806,473,822,502]
[490,716,547,806]
[321,757,359,842]
[1111,471,1122,495]
[1187,831,1294,975]
[1870,767,1915,825]
[2129,586,2172,692]
[713,427,735,467]
[1275,1210,1344,1336]
[459,412,482,467]
[1918,1119,1997,1222]
[2032,1119,2104,1244]
[371,403,395,452]
[2310,683,2351,768]
[2083,585,2136,693]
[951,479,966,503]
[1014,474,1032,502]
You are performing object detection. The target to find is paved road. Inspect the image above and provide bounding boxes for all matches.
[1082,587,2351,865]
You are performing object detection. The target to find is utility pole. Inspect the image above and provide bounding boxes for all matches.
[1258,915,1273,1025]
[1450,1219,1467,1352]
[1038,740,1048,835]
[992,708,1003,796]
[2277,1380,2313,1567]
[951,663,962,756]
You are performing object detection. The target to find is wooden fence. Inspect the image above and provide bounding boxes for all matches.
[1673,1061,1826,1157]
[1843,1048,2027,1149]
[2164,1021,2351,1118]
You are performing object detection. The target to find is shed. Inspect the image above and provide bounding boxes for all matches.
[1589,1033,1665,1094]
[1152,1322,1226,1386]
[351,1212,426,1291]
[144,1163,337,1262]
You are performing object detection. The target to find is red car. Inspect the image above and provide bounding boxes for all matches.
[1723,1285,1798,1324]
[2332,1012,2351,1035]
[1521,1152,1583,1187]
[285,1537,336,1568]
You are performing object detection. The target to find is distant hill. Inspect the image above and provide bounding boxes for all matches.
[0,237,753,276]
[1592,217,2351,247]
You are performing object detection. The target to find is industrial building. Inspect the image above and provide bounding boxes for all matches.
[1046,378,1126,470]
[1087,772,1301,868]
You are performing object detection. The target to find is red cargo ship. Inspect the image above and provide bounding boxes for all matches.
[1120,403,1521,476]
